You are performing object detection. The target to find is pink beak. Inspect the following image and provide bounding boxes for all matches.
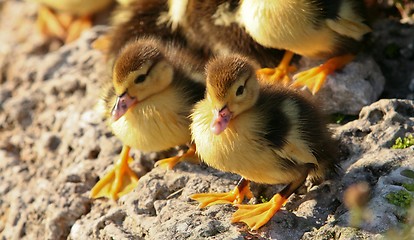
[111,92,138,121]
[210,106,232,135]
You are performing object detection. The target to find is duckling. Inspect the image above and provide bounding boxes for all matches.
[190,55,338,230]
[90,37,205,200]
[31,0,114,43]
[167,0,371,93]
[94,0,196,60]
[164,0,286,79]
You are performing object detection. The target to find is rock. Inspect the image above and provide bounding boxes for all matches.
[0,88,12,109]
[68,99,413,239]
[3,97,36,128]
[334,99,414,234]
[302,224,382,240]
[371,19,414,100]
[1,1,414,240]
[299,54,386,115]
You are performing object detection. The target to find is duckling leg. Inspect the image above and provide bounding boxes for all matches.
[65,15,93,43]
[291,54,355,94]
[154,144,199,170]
[256,51,297,86]
[191,178,253,208]
[36,6,67,41]
[90,145,139,200]
[231,168,309,230]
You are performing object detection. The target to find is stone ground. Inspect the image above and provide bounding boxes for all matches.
[0,1,413,240]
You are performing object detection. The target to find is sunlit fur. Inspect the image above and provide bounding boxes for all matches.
[326,2,371,40]
[236,0,370,58]
[105,38,204,152]
[165,0,189,30]
[191,55,337,184]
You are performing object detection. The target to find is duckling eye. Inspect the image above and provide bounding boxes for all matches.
[236,85,244,96]
[134,74,147,84]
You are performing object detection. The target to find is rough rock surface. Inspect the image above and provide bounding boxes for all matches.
[1,1,414,240]
[300,54,386,115]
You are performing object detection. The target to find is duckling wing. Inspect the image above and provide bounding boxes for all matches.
[258,88,319,166]
[324,0,371,41]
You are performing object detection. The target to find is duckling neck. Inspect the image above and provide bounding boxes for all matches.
[111,86,191,152]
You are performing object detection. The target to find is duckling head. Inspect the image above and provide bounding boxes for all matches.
[205,55,260,135]
[111,39,174,121]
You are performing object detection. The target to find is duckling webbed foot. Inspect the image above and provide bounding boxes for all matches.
[232,168,309,230]
[36,5,93,43]
[37,6,67,41]
[154,144,198,170]
[291,54,355,94]
[256,51,297,86]
[191,178,253,208]
[232,193,287,230]
[90,145,139,200]
[65,15,92,43]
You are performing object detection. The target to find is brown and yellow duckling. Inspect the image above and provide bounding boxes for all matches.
[90,37,205,200]
[238,0,371,93]
[190,55,338,230]
[166,0,371,93]
[163,0,286,81]
[94,0,198,61]
[31,0,114,43]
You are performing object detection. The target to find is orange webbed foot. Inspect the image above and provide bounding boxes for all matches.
[231,193,287,230]
[36,5,93,43]
[65,15,93,43]
[191,179,253,208]
[256,51,297,86]
[154,144,198,170]
[90,145,139,200]
[292,54,355,94]
[37,6,67,40]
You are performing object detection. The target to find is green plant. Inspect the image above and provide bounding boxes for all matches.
[403,183,414,192]
[386,190,413,209]
[392,134,414,149]
[401,169,414,179]
[384,178,414,239]
[385,172,414,209]
[330,113,357,124]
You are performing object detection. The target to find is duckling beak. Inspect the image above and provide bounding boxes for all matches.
[111,92,138,121]
[210,106,232,135]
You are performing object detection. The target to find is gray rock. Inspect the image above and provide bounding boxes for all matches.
[71,99,412,239]
[1,1,414,240]
[333,99,414,234]
[299,54,386,115]
[371,19,414,100]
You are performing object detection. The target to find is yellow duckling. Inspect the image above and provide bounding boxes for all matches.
[165,0,371,93]
[90,37,205,200]
[190,55,338,230]
[31,0,114,43]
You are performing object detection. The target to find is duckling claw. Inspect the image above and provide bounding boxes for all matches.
[90,146,139,200]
